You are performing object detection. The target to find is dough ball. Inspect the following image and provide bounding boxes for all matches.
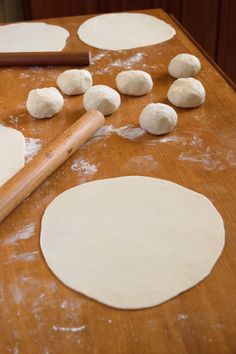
[116,70,153,96]
[167,78,205,108]
[168,53,201,78]
[139,103,177,135]
[56,69,92,95]
[26,87,64,119]
[83,85,121,116]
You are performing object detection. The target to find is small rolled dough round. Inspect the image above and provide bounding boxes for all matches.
[40,176,224,310]
[0,22,69,52]
[57,69,92,95]
[139,103,178,135]
[168,53,201,78]
[167,78,205,108]
[0,125,25,186]
[26,87,64,119]
[116,70,153,96]
[83,85,121,116]
[78,13,176,50]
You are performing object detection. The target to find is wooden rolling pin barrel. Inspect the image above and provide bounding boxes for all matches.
[0,51,90,66]
[0,110,105,223]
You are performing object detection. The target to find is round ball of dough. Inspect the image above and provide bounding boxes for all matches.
[26,87,64,119]
[83,85,121,116]
[56,69,92,95]
[167,78,205,108]
[116,70,153,96]
[168,53,201,78]
[139,103,178,135]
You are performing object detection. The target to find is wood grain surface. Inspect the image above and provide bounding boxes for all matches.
[0,9,236,354]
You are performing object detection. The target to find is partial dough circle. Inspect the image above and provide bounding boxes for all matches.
[0,125,25,186]
[40,176,224,310]
[0,22,69,52]
[78,13,176,50]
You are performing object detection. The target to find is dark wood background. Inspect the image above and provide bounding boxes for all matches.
[21,0,236,84]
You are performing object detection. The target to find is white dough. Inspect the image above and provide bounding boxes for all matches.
[0,22,69,52]
[26,87,64,119]
[0,125,25,186]
[139,103,177,135]
[167,78,205,108]
[116,70,153,96]
[78,13,176,50]
[83,85,121,116]
[168,53,201,78]
[57,69,92,95]
[40,176,224,310]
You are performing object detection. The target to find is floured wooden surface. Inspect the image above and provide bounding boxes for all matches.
[0,9,236,354]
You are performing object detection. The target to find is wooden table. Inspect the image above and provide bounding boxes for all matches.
[0,9,236,354]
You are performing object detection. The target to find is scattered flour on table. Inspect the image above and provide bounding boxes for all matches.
[93,52,155,74]
[211,323,226,329]
[146,133,202,146]
[19,72,31,79]
[129,155,158,167]
[32,293,45,308]
[178,148,224,171]
[176,313,189,321]
[3,223,35,245]
[71,158,98,176]
[9,283,24,305]
[20,275,58,293]
[111,52,147,69]
[159,136,184,144]
[8,115,20,125]
[116,126,145,140]
[93,124,145,141]
[225,150,236,166]
[15,103,26,111]
[6,345,20,354]
[25,137,42,163]
[52,325,86,333]
[9,251,39,263]
[91,53,106,63]
[125,155,158,173]
[146,135,185,146]
[60,299,81,310]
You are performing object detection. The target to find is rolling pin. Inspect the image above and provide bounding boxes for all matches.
[0,51,90,66]
[0,110,105,223]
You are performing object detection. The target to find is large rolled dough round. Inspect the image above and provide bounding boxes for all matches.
[0,22,69,52]
[78,13,176,50]
[40,176,224,309]
[0,125,25,186]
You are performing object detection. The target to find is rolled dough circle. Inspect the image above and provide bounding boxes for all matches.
[40,176,224,310]
[78,13,176,50]
[0,22,69,52]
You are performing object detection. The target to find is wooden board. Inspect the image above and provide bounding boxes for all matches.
[0,9,236,354]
